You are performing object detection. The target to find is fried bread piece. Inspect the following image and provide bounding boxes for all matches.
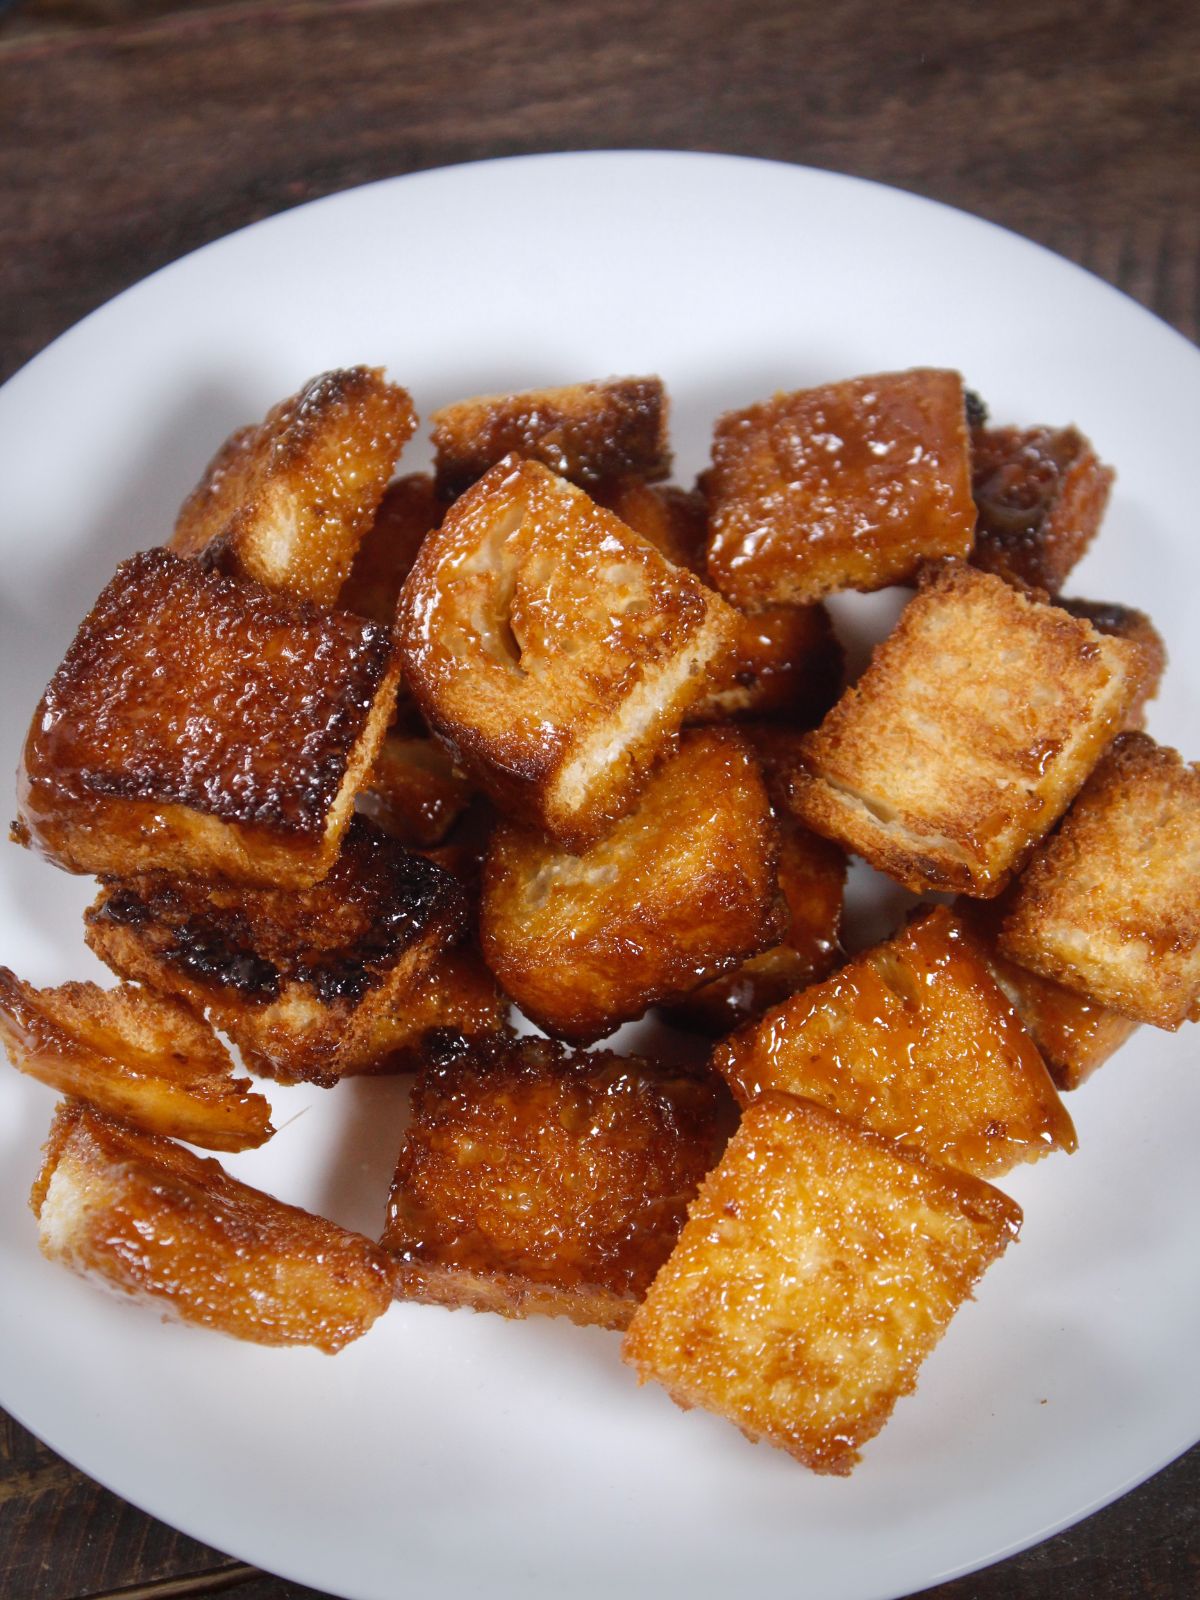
[15,549,400,889]
[999,733,1200,1028]
[705,369,975,607]
[970,425,1113,595]
[171,367,416,605]
[338,473,440,626]
[622,1094,1021,1474]
[33,1102,392,1351]
[595,479,708,570]
[361,946,510,1072]
[84,819,466,1086]
[356,733,476,848]
[480,729,785,1042]
[0,969,272,1152]
[715,907,1075,1178]
[956,896,1137,1090]
[1055,598,1166,730]
[786,562,1141,895]
[431,376,669,499]
[382,1035,730,1329]
[398,457,737,848]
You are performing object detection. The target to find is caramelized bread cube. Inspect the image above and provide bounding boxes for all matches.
[382,1036,730,1329]
[596,480,708,570]
[1000,733,1200,1028]
[956,896,1137,1090]
[84,819,466,1086]
[16,550,400,889]
[0,968,272,1152]
[706,369,975,607]
[397,457,737,848]
[970,425,1113,595]
[33,1102,391,1351]
[715,907,1075,1177]
[786,562,1141,895]
[360,946,511,1072]
[356,733,476,848]
[171,367,416,605]
[480,730,784,1042]
[1056,597,1166,730]
[622,1095,1021,1474]
[338,473,440,626]
[431,376,669,499]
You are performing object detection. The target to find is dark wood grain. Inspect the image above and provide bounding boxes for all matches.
[1,0,1198,1595]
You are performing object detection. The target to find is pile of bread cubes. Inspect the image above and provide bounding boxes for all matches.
[3,364,1197,1476]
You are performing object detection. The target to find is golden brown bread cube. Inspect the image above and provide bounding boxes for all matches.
[431,376,669,499]
[955,896,1137,1091]
[382,1036,730,1329]
[622,1094,1021,1474]
[786,562,1141,895]
[970,425,1113,595]
[356,733,476,848]
[15,549,401,889]
[84,819,466,1086]
[705,369,976,607]
[480,729,785,1043]
[999,733,1200,1028]
[171,367,416,605]
[715,907,1075,1178]
[1055,598,1166,730]
[0,968,272,1151]
[397,456,737,849]
[33,1102,392,1352]
[338,473,441,626]
[595,479,708,570]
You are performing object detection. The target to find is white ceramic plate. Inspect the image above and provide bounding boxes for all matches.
[1,152,1198,1600]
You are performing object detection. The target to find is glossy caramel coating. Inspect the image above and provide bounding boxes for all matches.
[622,1094,1021,1474]
[338,472,440,626]
[16,549,400,888]
[715,907,1074,1177]
[431,376,669,499]
[0,968,271,1152]
[85,818,466,1086]
[33,1102,392,1352]
[382,1036,731,1329]
[362,945,511,1072]
[970,425,1113,595]
[171,367,416,605]
[1056,597,1166,731]
[397,456,737,849]
[595,479,708,570]
[480,729,785,1043]
[706,369,975,607]
[1000,733,1200,1028]
[787,562,1141,895]
[356,733,476,848]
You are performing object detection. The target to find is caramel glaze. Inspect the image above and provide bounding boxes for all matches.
[383,1034,732,1329]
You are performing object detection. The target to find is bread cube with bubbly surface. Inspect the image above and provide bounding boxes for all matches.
[622,1094,1021,1474]
[397,457,737,848]
[16,549,400,889]
[33,1102,392,1351]
[1000,733,1200,1028]
[786,562,1141,895]
[171,367,416,605]
[705,369,975,607]
[382,1035,730,1329]
[480,729,784,1042]
[715,907,1075,1177]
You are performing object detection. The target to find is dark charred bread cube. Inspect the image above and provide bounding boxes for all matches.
[714,907,1075,1178]
[622,1094,1021,1475]
[999,733,1200,1029]
[480,729,785,1043]
[84,819,466,1086]
[705,369,975,608]
[356,733,476,848]
[970,425,1113,595]
[955,896,1137,1091]
[431,376,669,500]
[358,946,511,1072]
[382,1036,730,1329]
[171,367,416,605]
[32,1102,392,1352]
[1056,597,1166,730]
[16,549,401,889]
[397,457,737,849]
[786,562,1141,896]
[338,473,440,626]
[0,968,272,1152]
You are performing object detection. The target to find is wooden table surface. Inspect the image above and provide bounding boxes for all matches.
[1,1,1197,1596]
